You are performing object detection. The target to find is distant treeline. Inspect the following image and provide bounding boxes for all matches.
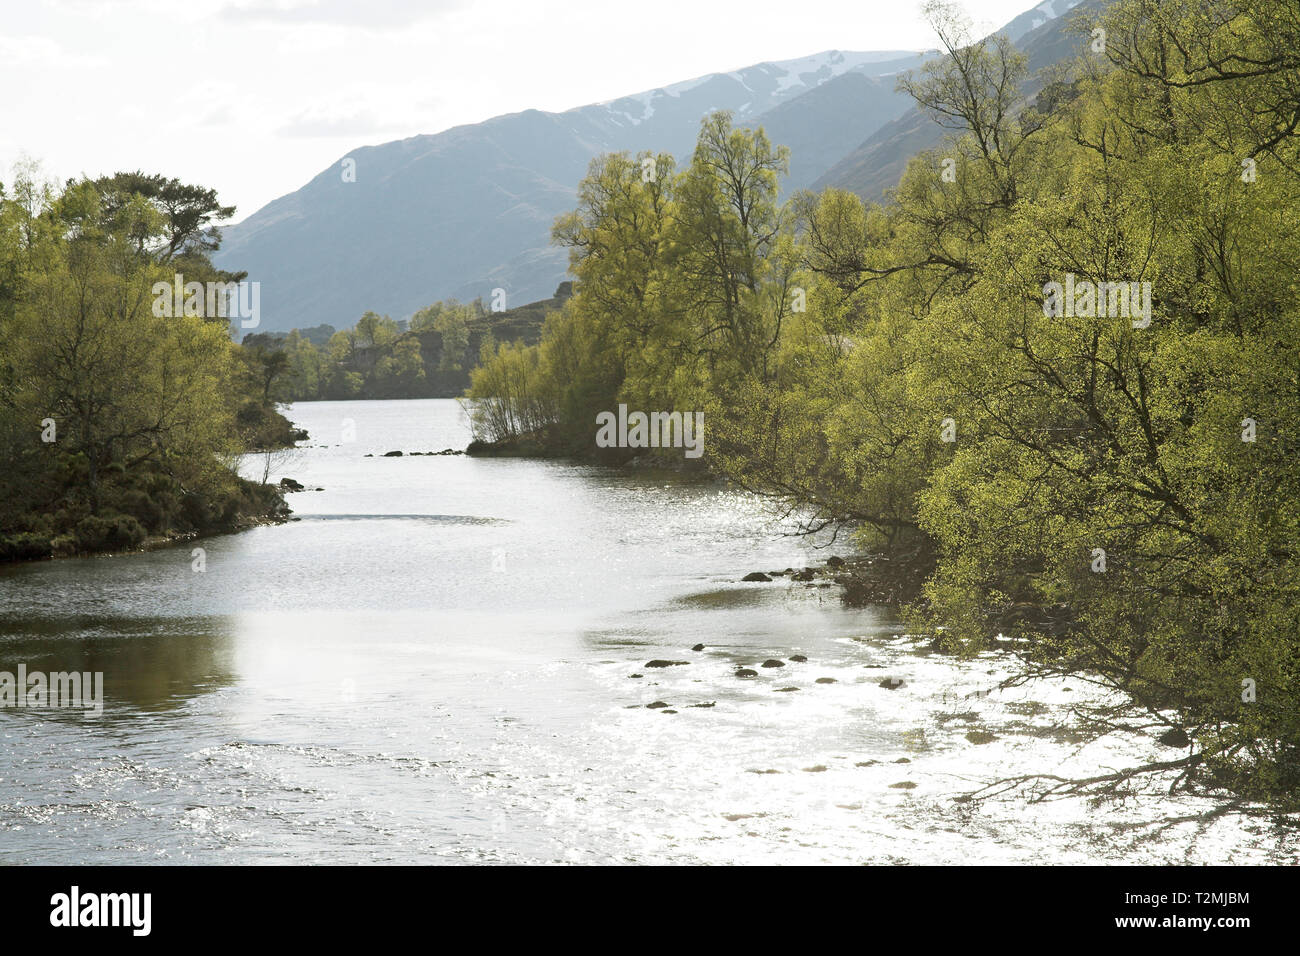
[242,285,570,402]
[0,169,294,562]
[467,0,1300,810]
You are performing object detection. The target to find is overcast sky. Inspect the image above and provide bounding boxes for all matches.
[3,0,1039,221]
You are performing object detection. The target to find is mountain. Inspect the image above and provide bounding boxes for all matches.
[216,50,928,332]
[813,0,1100,201]
[216,2,1092,333]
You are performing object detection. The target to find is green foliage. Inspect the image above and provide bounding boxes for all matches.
[466,0,1300,808]
[267,293,565,402]
[0,165,287,560]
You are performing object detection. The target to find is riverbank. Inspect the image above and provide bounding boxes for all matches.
[0,406,301,566]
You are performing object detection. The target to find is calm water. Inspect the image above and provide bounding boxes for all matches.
[0,399,1294,864]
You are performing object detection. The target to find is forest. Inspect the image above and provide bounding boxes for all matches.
[464,0,1300,809]
[0,170,294,562]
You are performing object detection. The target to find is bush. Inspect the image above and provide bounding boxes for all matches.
[0,533,53,563]
[74,513,146,552]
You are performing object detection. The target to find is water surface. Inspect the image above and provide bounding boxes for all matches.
[0,400,1292,864]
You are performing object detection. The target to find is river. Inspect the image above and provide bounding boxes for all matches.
[0,399,1293,864]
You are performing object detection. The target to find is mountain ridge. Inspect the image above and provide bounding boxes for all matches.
[215,2,1089,332]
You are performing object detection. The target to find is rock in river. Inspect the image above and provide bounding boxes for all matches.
[761,659,785,668]
[742,572,772,582]
[1158,728,1191,748]
[644,660,688,668]
[735,668,758,679]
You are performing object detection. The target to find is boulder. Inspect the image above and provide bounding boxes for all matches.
[382,450,403,457]
[761,659,785,668]
[1158,728,1191,748]
[789,654,807,663]
[735,668,758,679]
[742,572,772,582]
[279,477,305,492]
[644,660,688,668]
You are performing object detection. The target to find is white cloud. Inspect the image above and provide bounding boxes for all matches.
[4,0,1042,217]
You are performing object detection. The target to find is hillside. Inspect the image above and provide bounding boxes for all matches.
[814,0,1101,201]
[215,1,1094,333]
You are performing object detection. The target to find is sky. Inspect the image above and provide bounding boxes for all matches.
[2,0,1041,222]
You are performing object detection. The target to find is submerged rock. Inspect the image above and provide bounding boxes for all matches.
[1158,728,1191,748]
[791,568,816,582]
[691,643,705,652]
[889,781,918,790]
[644,660,688,668]
[966,730,998,745]
[789,654,807,662]
[646,701,670,709]
[742,572,772,582]
[815,677,837,684]
[878,677,907,690]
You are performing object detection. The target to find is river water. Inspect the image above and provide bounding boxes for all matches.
[0,399,1293,864]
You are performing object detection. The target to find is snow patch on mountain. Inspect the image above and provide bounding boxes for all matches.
[598,47,915,118]
[1018,0,1085,36]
